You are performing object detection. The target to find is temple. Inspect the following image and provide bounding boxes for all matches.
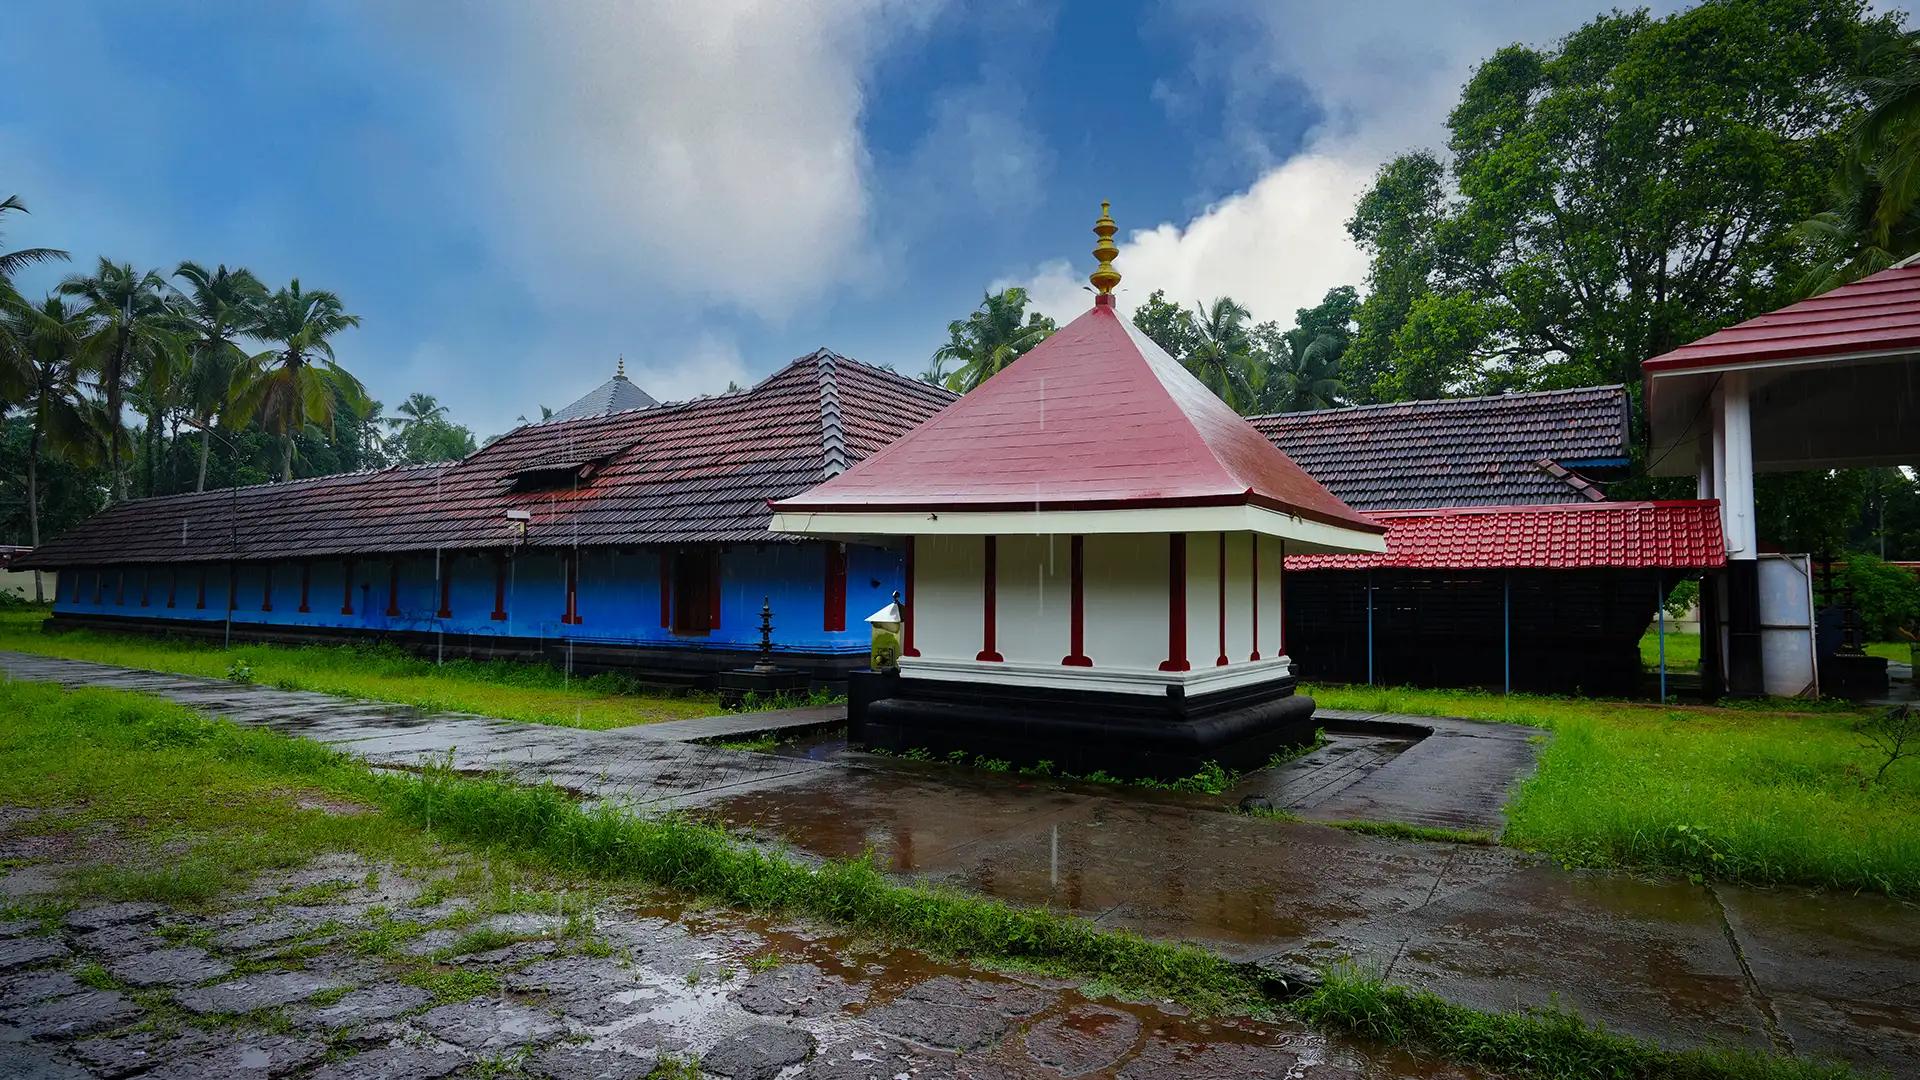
[769,204,1385,777]
[22,352,952,685]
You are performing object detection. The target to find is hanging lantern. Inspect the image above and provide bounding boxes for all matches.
[866,591,904,672]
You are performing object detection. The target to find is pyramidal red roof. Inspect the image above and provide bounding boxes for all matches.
[772,301,1382,534]
[1644,264,1920,372]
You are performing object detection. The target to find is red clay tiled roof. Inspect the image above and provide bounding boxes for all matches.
[773,302,1382,534]
[21,351,955,568]
[1645,265,1920,372]
[1283,501,1726,571]
[1249,386,1630,511]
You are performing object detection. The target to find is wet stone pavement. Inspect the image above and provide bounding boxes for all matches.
[0,832,1474,1078]
[5,652,1920,1075]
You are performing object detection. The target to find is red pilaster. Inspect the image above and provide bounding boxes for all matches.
[1062,535,1090,666]
[139,569,150,608]
[386,561,401,616]
[708,549,721,629]
[1249,537,1261,661]
[1159,534,1189,672]
[298,562,311,613]
[902,538,918,657]
[341,559,355,615]
[226,564,237,611]
[195,568,207,610]
[976,535,1003,662]
[823,543,848,632]
[166,569,176,609]
[115,570,125,606]
[562,551,582,625]
[261,564,273,612]
[436,559,452,619]
[1276,540,1287,655]
[492,554,508,621]
[1215,533,1229,667]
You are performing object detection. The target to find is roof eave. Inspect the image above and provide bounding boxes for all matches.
[768,502,1386,555]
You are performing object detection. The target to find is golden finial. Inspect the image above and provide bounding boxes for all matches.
[1089,200,1121,300]
[616,356,626,379]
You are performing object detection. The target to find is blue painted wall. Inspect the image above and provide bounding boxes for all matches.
[53,542,900,657]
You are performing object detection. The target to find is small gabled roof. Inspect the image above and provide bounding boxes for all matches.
[547,367,660,421]
[771,300,1381,541]
[1249,386,1630,511]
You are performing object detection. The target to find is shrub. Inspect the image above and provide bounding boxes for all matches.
[1838,554,1920,640]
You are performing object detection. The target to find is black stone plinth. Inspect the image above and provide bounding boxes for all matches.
[849,671,1317,780]
[716,666,811,708]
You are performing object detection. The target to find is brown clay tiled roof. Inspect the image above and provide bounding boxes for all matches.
[22,351,954,568]
[1248,386,1630,511]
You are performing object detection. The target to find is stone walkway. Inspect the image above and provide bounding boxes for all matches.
[5,652,1918,1074]
[2,816,1444,1079]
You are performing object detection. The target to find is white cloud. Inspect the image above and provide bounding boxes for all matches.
[1004,154,1373,327]
[391,0,941,321]
[1003,1,1691,328]
[629,333,753,404]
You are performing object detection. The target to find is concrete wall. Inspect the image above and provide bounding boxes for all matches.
[51,541,896,657]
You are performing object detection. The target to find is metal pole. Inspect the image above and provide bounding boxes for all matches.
[1656,571,1668,704]
[1503,571,1511,695]
[1365,570,1375,686]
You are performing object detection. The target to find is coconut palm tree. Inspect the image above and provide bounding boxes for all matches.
[1184,297,1256,410]
[3,296,104,599]
[56,259,175,501]
[386,392,449,437]
[0,195,70,403]
[0,195,67,284]
[171,262,267,491]
[934,288,1056,393]
[1263,330,1347,413]
[236,279,366,481]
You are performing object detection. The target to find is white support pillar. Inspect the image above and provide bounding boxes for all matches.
[1718,371,1763,696]
[1696,431,1716,500]
[1720,372,1755,558]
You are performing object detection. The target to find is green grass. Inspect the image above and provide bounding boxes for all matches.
[0,678,1883,1080]
[1296,966,1863,1080]
[1309,682,1920,896]
[1638,627,1703,671]
[1865,640,1913,664]
[0,607,719,730]
[1320,819,1498,846]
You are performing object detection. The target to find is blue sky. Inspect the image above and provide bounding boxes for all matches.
[7,0,1877,438]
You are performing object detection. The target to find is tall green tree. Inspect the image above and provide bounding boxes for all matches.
[0,195,68,405]
[236,279,367,481]
[56,259,176,501]
[1799,31,1920,291]
[3,296,104,598]
[171,262,266,492]
[934,288,1056,393]
[1130,289,1200,360]
[1348,0,1901,401]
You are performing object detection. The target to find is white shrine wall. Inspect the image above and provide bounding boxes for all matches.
[905,531,1292,696]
